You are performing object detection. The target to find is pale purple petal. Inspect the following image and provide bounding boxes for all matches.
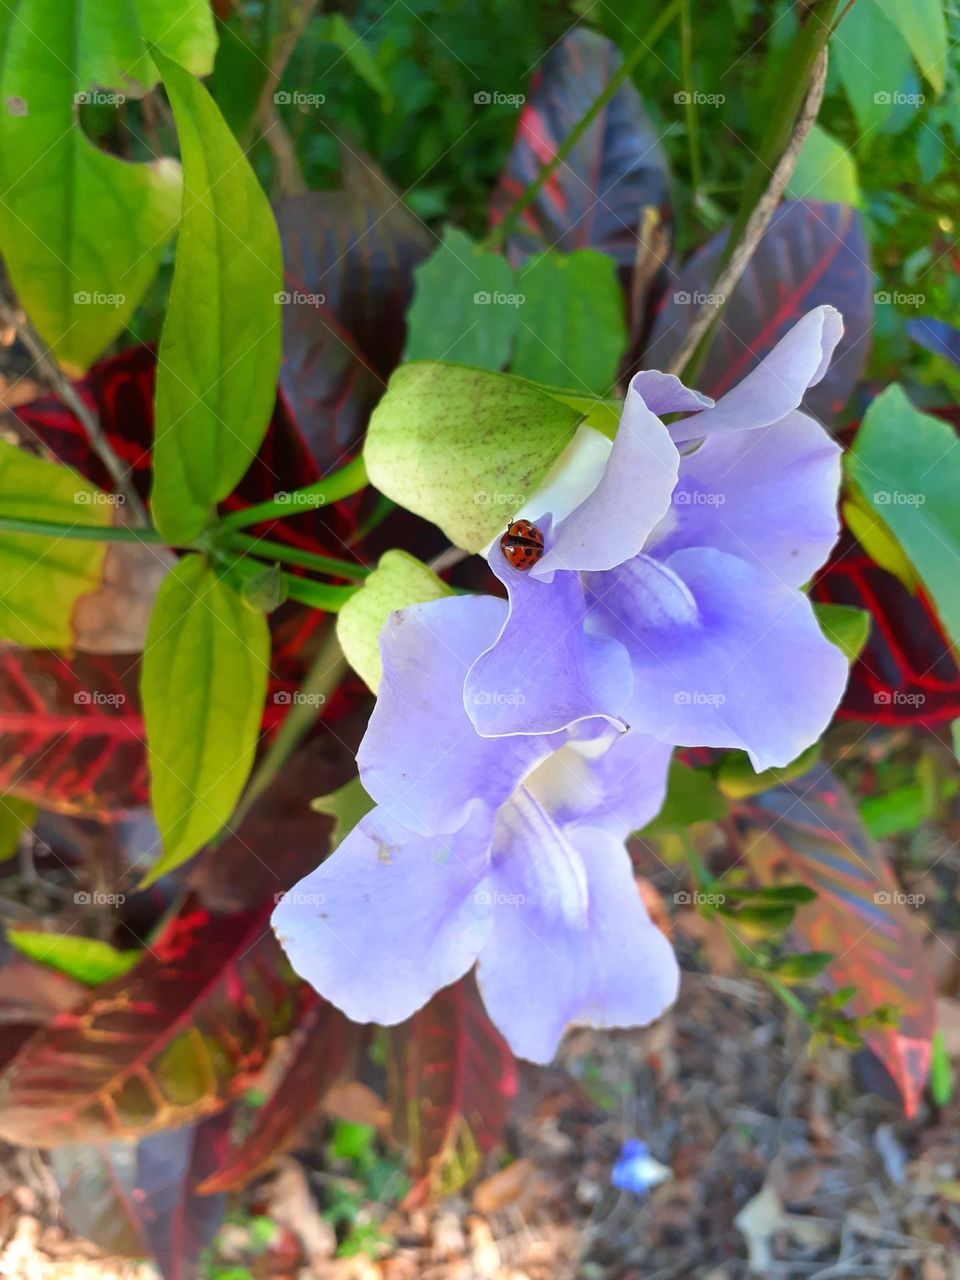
[669,306,844,443]
[586,547,849,770]
[532,390,679,576]
[628,369,714,417]
[466,549,632,737]
[360,595,560,835]
[523,729,673,836]
[272,806,492,1026]
[475,793,679,1062]
[647,409,842,587]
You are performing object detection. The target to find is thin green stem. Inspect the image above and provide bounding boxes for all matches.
[283,576,358,613]
[679,0,701,197]
[0,516,172,544]
[221,531,371,580]
[484,0,682,252]
[217,455,369,533]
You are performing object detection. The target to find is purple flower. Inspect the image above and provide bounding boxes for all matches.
[272,594,678,1062]
[465,306,849,770]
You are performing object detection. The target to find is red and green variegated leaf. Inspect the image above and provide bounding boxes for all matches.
[0,898,305,1144]
[489,28,670,271]
[51,1111,232,1278]
[0,648,147,816]
[645,201,872,425]
[735,763,935,1116]
[386,976,518,1205]
[196,999,361,1194]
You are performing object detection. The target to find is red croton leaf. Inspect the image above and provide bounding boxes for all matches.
[733,762,936,1116]
[386,975,518,1205]
[195,999,362,1195]
[644,200,873,424]
[51,1110,233,1279]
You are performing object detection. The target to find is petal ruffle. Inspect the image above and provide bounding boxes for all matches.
[476,793,679,1061]
[466,549,632,737]
[669,305,844,443]
[586,547,849,770]
[523,728,673,837]
[272,805,492,1026]
[647,409,841,587]
[360,595,559,835]
[628,369,714,417]
[532,391,679,576]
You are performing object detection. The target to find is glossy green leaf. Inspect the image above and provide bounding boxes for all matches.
[786,125,860,206]
[642,760,728,833]
[833,0,912,135]
[0,1,203,370]
[323,14,392,103]
[717,743,820,800]
[930,1030,952,1105]
[141,554,270,883]
[336,550,453,692]
[404,228,519,371]
[7,931,141,987]
[0,442,110,647]
[0,796,36,861]
[364,363,581,552]
[814,602,871,664]
[512,250,627,395]
[311,777,375,850]
[847,384,960,648]
[151,50,283,544]
[842,490,918,594]
[873,0,947,94]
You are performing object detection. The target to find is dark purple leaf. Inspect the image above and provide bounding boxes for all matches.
[644,200,872,423]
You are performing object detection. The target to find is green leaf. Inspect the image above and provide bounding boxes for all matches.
[0,796,36,862]
[141,554,270,883]
[847,385,960,648]
[641,760,728,833]
[717,743,820,799]
[767,951,834,982]
[364,363,581,552]
[0,442,110,647]
[860,784,927,839]
[0,1,204,369]
[151,50,283,545]
[403,228,520,371]
[873,0,947,94]
[786,124,860,206]
[833,0,912,135]
[323,14,392,104]
[511,250,627,395]
[6,930,141,987]
[930,1030,953,1105]
[336,550,453,692]
[311,777,375,850]
[842,489,918,594]
[814,602,871,664]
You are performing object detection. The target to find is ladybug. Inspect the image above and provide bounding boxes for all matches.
[499,519,545,571]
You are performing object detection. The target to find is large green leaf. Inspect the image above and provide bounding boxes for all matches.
[336,550,453,691]
[786,125,860,206]
[404,228,520,371]
[364,363,581,552]
[512,250,627,395]
[873,0,947,94]
[0,442,110,647]
[6,932,140,987]
[151,51,283,545]
[833,0,912,135]
[847,384,960,649]
[141,554,269,882]
[0,0,215,371]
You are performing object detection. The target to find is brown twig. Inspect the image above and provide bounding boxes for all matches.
[0,294,149,523]
[667,46,829,379]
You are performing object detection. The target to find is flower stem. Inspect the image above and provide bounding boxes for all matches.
[221,530,371,580]
[0,515,171,543]
[217,455,369,533]
[484,0,682,253]
[679,0,701,198]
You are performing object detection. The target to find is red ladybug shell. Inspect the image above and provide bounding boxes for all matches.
[499,519,545,570]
